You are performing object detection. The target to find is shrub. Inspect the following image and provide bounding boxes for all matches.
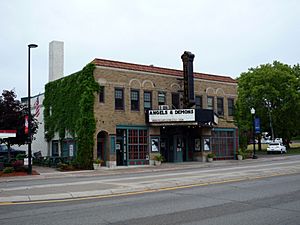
[3,167,14,173]
[93,158,103,164]
[57,162,76,171]
[16,154,26,160]
[153,154,164,162]
[238,148,246,158]
[12,160,26,172]
[207,153,215,158]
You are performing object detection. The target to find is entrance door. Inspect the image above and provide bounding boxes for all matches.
[160,138,169,162]
[97,138,105,160]
[116,129,127,166]
[116,137,124,166]
[52,141,59,157]
[173,135,183,162]
[97,131,107,161]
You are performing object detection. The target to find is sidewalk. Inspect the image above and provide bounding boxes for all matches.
[1,155,299,204]
[0,154,293,182]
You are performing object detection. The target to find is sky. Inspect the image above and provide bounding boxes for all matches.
[1,0,299,99]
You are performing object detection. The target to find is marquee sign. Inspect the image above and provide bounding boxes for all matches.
[148,109,195,123]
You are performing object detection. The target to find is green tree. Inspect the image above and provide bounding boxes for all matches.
[235,61,300,149]
[0,90,38,160]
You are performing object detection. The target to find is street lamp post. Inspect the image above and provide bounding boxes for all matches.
[265,100,274,141]
[251,107,257,159]
[28,44,38,175]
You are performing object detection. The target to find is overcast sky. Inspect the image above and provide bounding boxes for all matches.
[1,0,299,98]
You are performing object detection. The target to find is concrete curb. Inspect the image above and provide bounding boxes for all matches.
[0,155,299,204]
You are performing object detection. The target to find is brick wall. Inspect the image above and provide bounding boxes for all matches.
[93,66,237,159]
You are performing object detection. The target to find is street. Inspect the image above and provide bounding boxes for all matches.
[0,173,300,225]
[1,155,300,203]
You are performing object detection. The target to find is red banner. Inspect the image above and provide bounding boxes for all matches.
[25,115,29,134]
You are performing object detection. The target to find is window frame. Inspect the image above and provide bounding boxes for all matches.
[130,89,140,111]
[228,98,234,116]
[115,88,124,110]
[195,95,203,109]
[217,97,224,116]
[171,93,180,109]
[143,91,152,111]
[158,92,166,106]
[207,96,214,111]
[99,86,105,103]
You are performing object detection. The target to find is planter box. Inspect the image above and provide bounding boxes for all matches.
[154,160,161,166]
[149,160,155,166]
[237,155,243,160]
[93,163,100,170]
[207,157,213,163]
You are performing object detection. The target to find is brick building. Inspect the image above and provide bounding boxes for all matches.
[91,53,238,167]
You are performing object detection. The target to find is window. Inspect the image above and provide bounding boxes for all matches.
[99,86,105,103]
[195,96,202,109]
[158,92,166,105]
[207,96,214,110]
[172,93,180,109]
[144,91,152,110]
[228,98,234,116]
[131,90,140,111]
[52,141,59,157]
[128,129,148,160]
[115,88,124,110]
[217,97,224,116]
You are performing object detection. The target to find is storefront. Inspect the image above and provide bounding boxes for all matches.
[115,126,149,166]
[146,108,217,162]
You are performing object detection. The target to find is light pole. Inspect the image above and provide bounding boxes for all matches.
[250,107,257,159]
[28,43,38,175]
[265,100,274,141]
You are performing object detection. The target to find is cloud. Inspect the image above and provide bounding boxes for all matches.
[0,0,299,97]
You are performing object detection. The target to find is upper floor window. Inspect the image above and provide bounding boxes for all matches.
[115,88,124,110]
[158,92,166,105]
[195,95,202,109]
[144,91,152,110]
[131,90,140,111]
[207,96,214,110]
[99,86,105,103]
[172,93,180,109]
[228,98,234,116]
[217,97,224,116]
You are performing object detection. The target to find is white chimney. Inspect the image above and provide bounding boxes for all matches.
[49,41,64,82]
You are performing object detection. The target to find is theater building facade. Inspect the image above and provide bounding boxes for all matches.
[92,53,238,167]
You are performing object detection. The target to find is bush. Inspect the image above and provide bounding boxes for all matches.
[207,153,215,158]
[12,160,26,172]
[57,162,75,171]
[3,167,14,173]
[238,148,247,159]
[16,154,26,160]
[57,163,68,171]
[153,154,164,162]
[93,158,104,165]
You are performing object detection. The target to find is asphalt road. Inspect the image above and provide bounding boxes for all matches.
[0,173,299,225]
[1,155,300,202]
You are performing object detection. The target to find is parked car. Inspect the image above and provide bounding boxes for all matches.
[267,142,287,154]
[274,138,283,144]
[0,144,26,157]
[261,138,271,144]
